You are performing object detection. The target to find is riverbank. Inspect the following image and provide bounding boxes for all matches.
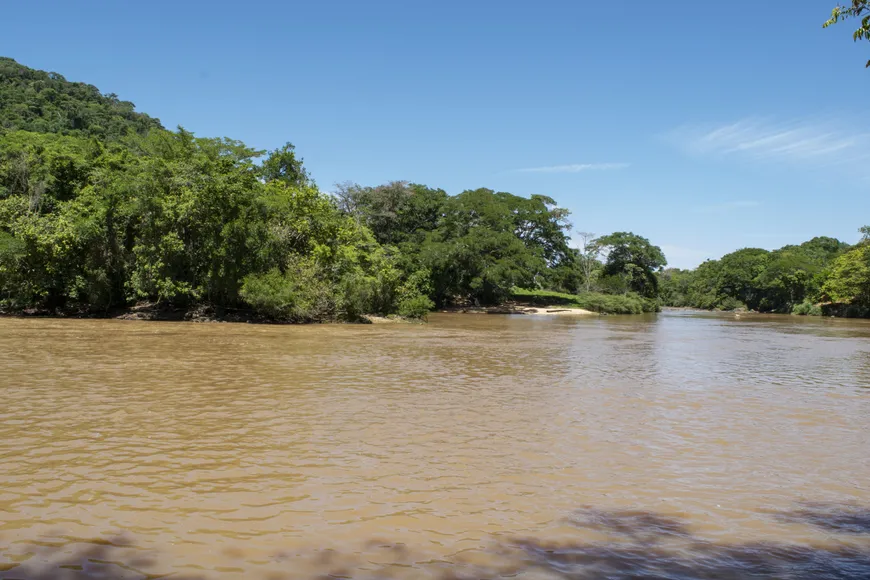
[441,303,597,316]
[511,288,660,314]
[0,301,597,325]
[0,303,278,323]
[0,303,418,324]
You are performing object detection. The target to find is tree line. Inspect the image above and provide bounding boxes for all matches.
[4,55,867,321]
[0,57,667,321]
[658,232,870,317]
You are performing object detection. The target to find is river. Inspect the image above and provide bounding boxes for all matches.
[1,311,869,579]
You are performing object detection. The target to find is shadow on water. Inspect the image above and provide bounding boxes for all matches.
[506,505,870,580]
[770,502,870,536]
[4,505,870,579]
[565,506,693,542]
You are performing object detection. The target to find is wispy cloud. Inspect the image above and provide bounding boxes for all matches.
[692,200,760,214]
[667,117,870,172]
[515,162,629,173]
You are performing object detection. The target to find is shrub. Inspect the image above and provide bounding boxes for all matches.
[398,294,434,319]
[395,268,434,319]
[572,292,651,314]
[240,261,335,322]
[337,271,378,321]
[792,300,822,316]
[510,288,659,314]
[717,296,745,311]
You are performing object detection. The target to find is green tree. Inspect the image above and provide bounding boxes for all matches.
[576,231,600,293]
[420,228,541,305]
[714,248,770,310]
[334,181,448,246]
[822,243,870,306]
[824,1,870,67]
[657,237,849,312]
[416,188,572,304]
[752,249,817,312]
[657,268,694,307]
[595,232,666,298]
[335,183,574,306]
[686,260,724,309]
[261,142,309,186]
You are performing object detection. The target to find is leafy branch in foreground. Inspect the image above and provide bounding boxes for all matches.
[824,1,870,67]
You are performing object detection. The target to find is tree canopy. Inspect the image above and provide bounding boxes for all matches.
[0,127,431,320]
[595,232,666,298]
[658,236,856,315]
[334,184,575,305]
[820,239,870,315]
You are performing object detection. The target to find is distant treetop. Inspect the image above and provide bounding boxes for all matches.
[0,56,163,139]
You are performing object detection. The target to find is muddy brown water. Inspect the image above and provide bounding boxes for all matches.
[1,311,870,579]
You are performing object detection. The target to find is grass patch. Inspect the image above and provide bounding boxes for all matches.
[511,288,659,314]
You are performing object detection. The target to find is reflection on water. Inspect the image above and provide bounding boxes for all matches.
[1,311,869,579]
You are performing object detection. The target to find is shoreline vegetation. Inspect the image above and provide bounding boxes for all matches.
[0,58,670,323]
[0,297,600,324]
[2,57,869,323]
[656,234,870,318]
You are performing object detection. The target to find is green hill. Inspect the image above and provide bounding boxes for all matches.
[0,57,162,139]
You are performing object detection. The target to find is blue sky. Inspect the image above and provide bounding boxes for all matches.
[3,1,868,268]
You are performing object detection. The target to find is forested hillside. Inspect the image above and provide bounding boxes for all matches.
[0,57,162,139]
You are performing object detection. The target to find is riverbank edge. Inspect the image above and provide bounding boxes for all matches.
[0,303,418,325]
[660,304,870,318]
[440,303,598,316]
[0,300,597,324]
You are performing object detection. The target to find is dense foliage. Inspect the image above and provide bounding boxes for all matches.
[594,232,667,298]
[1,57,670,320]
[336,181,574,305]
[0,126,435,321]
[334,181,668,310]
[0,57,162,138]
[658,234,870,316]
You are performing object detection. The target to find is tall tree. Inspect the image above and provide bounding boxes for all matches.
[333,181,447,246]
[822,245,870,306]
[576,231,599,293]
[821,226,870,311]
[261,143,309,186]
[595,232,667,298]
